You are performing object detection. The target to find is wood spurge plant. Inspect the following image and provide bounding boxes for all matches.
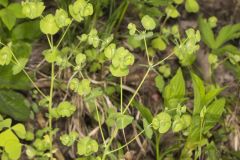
[0,0,239,160]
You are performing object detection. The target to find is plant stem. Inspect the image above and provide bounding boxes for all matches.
[156,134,161,160]
[48,63,55,160]
[120,77,123,113]
[95,104,106,146]
[123,67,151,114]
[102,128,118,160]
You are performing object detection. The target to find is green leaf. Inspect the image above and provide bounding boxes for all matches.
[204,98,225,133]
[0,0,8,7]
[215,23,240,48]
[0,90,30,121]
[0,129,19,147]
[163,68,185,109]
[52,101,76,118]
[11,123,26,139]
[5,140,22,160]
[141,15,156,30]
[152,112,171,133]
[0,46,12,66]
[198,16,216,49]
[133,100,153,123]
[0,8,16,30]
[7,3,25,18]
[191,72,205,114]
[143,118,153,139]
[11,42,32,75]
[151,37,166,51]
[77,137,98,156]
[165,5,180,18]
[55,8,71,28]
[40,14,59,35]
[11,20,41,41]
[0,118,12,131]
[116,114,134,129]
[43,48,60,63]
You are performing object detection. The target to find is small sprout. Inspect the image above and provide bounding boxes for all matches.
[77,137,98,156]
[40,14,59,35]
[127,23,137,35]
[208,16,218,28]
[141,15,156,30]
[185,0,199,13]
[22,1,45,19]
[152,112,171,134]
[60,131,78,146]
[55,9,71,28]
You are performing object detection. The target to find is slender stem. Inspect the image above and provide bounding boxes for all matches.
[95,104,106,146]
[49,63,55,160]
[152,52,174,68]
[120,77,123,113]
[106,124,152,155]
[123,68,151,114]
[156,134,161,160]
[56,20,73,48]
[143,36,151,65]
[102,128,118,160]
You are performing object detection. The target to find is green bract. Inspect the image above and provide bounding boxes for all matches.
[208,16,218,28]
[43,48,60,63]
[22,1,45,19]
[165,5,180,18]
[0,46,12,66]
[69,0,93,22]
[77,137,98,156]
[55,9,71,28]
[174,28,201,66]
[52,101,76,118]
[104,43,116,59]
[60,131,78,146]
[40,14,59,35]
[152,112,171,134]
[87,29,100,48]
[109,47,134,77]
[69,78,91,96]
[141,15,156,30]
[185,0,199,13]
[75,53,86,66]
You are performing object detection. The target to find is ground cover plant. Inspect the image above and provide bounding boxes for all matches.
[0,0,240,159]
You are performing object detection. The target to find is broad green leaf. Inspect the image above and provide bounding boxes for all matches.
[203,98,225,133]
[151,37,166,51]
[22,1,45,19]
[11,42,32,75]
[0,90,30,121]
[165,5,180,18]
[206,142,220,160]
[155,75,165,92]
[40,14,59,35]
[7,3,25,18]
[163,68,185,109]
[116,114,134,129]
[43,48,60,63]
[0,8,16,30]
[0,129,19,147]
[12,123,26,139]
[152,112,171,133]
[77,137,98,156]
[55,9,71,28]
[215,23,240,48]
[11,20,41,41]
[0,0,7,7]
[141,15,156,30]
[213,44,240,56]
[191,72,205,114]
[5,140,21,160]
[198,16,216,49]
[52,101,76,118]
[0,46,12,66]
[0,65,30,90]
[203,87,224,106]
